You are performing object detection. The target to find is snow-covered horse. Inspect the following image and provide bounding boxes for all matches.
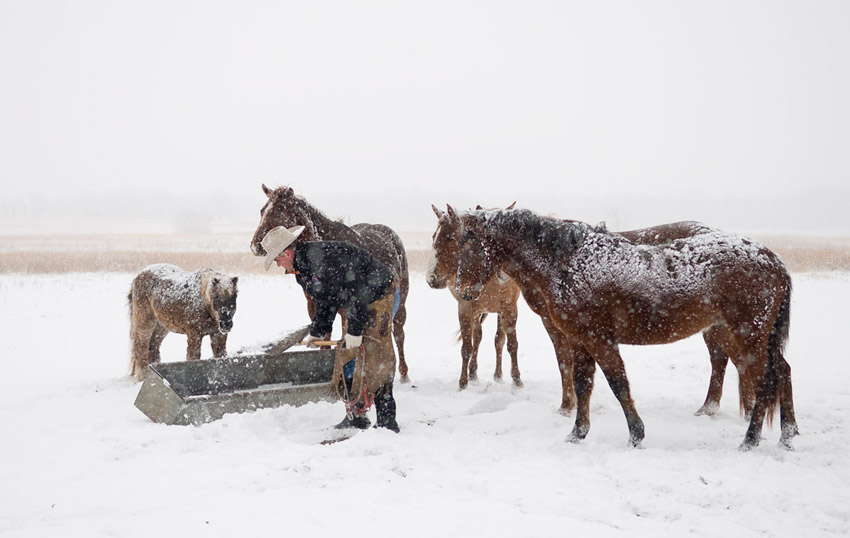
[427,203,524,392]
[432,205,755,416]
[128,264,238,381]
[454,207,797,451]
[249,185,411,382]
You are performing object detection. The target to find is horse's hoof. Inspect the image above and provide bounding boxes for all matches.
[512,379,524,389]
[557,406,573,418]
[567,425,588,443]
[779,424,799,450]
[629,438,645,449]
[399,374,411,384]
[738,439,758,452]
[694,402,719,417]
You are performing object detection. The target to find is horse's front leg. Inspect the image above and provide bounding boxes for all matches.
[186,333,203,361]
[500,306,522,388]
[457,310,475,390]
[210,331,228,359]
[493,314,505,382]
[541,316,576,414]
[586,340,645,448]
[469,313,484,382]
[568,345,595,442]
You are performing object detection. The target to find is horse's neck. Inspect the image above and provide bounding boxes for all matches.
[306,206,361,242]
[502,240,563,296]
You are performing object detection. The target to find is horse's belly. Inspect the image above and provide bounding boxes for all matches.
[612,296,717,345]
[150,298,209,335]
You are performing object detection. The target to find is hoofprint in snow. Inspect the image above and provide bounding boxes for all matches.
[0,271,849,537]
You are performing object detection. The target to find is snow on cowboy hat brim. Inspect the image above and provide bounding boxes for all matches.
[261,225,306,270]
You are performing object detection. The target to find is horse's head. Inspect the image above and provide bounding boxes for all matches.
[250,185,317,256]
[455,208,505,301]
[425,204,463,289]
[204,273,238,334]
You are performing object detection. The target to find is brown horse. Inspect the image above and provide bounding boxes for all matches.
[128,264,238,382]
[249,185,410,382]
[614,221,756,418]
[430,205,754,416]
[454,208,797,450]
[427,203,523,391]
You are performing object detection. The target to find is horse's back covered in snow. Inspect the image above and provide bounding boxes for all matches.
[454,208,797,451]
[128,264,238,381]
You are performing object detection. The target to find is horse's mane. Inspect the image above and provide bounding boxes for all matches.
[479,208,597,258]
[272,185,353,227]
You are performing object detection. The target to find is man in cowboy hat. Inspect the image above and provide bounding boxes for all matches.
[261,225,400,432]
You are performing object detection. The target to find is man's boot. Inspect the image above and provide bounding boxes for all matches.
[375,385,400,433]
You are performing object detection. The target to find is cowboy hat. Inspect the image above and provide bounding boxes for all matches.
[261,225,306,270]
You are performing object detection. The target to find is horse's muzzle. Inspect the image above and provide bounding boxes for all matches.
[219,319,233,333]
[458,283,482,301]
[250,243,266,257]
[426,274,446,289]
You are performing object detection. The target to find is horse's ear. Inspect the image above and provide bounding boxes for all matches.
[431,204,444,219]
[446,204,460,222]
[262,184,272,197]
[232,276,239,286]
[282,186,294,197]
[475,204,484,210]
[459,210,483,231]
[506,201,517,210]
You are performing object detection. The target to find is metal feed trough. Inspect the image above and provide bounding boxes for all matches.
[134,325,337,425]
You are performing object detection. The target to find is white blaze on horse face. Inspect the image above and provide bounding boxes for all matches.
[425,248,440,288]
[425,222,445,288]
[251,199,274,256]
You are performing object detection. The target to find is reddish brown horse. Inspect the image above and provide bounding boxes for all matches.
[454,207,797,451]
[427,203,524,391]
[250,185,410,382]
[430,206,754,416]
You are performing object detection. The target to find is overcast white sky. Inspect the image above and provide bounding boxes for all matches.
[1,1,848,233]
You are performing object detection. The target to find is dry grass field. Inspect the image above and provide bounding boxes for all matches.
[1,233,849,274]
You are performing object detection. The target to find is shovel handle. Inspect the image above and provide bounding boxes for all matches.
[300,340,338,348]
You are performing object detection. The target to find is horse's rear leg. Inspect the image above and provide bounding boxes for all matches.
[778,357,799,448]
[130,308,157,382]
[498,308,522,388]
[393,302,410,383]
[148,325,168,365]
[733,361,755,420]
[738,339,776,451]
[696,328,730,416]
[568,346,595,442]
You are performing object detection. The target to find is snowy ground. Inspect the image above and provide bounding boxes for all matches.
[1,269,849,537]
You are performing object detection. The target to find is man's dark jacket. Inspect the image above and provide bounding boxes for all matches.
[293,241,394,338]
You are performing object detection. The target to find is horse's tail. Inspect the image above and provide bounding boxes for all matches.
[764,281,792,427]
[127,284,136,376]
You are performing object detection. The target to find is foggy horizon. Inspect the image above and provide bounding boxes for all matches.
[2,2,849,238]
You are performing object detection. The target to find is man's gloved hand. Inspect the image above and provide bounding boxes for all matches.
[303,334,322,348]
[344,333,362,349]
